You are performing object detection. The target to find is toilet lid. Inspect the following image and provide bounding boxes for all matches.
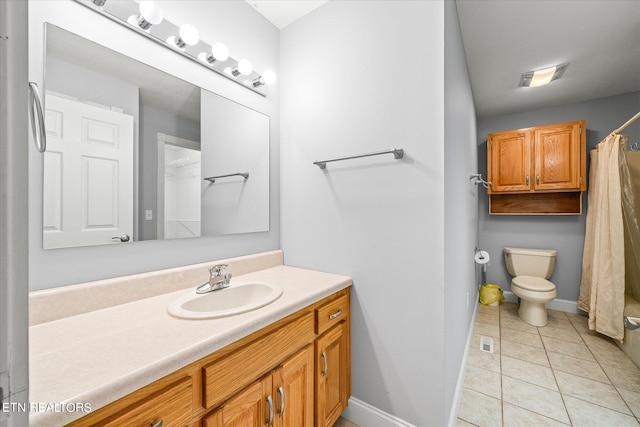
[512,276,556,292]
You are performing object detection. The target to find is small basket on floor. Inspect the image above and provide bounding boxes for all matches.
[479,284,504,306]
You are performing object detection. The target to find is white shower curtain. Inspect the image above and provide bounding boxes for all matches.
[578,133,626,341]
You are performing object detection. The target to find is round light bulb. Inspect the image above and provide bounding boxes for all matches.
[139,1,163,25]
[237,58,253,76]
[211,42,229,61]
[262,70,276,85]
[179,24,199,46]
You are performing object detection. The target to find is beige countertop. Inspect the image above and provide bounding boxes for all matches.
[29,264,352,426]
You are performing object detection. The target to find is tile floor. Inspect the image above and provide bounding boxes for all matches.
[457,302,640,426]
[334,416,359,427]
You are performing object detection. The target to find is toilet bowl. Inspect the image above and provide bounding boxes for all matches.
[504,247,557,327]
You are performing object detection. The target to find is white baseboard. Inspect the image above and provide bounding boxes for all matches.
[341,397,417,427]
[447,296,479,427]
[503,291,581,314]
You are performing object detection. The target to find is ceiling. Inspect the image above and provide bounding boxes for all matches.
[245,0,639,120]
[244,0,330,29]
[456,0,640,119]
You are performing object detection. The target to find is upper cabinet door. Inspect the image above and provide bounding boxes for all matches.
[534,121,584,191]
[488,130,532,193]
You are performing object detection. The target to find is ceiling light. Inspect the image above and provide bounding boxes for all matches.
[519,63,568,88]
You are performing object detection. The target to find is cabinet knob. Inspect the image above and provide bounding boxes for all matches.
[150,420,163,427]
[536,175,540,185]
[329,309,342,320]
[526,175,529,186]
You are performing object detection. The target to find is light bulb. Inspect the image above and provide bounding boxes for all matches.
[262,70,276,85]
[252,70,277,87]
[211,42,229,61]
[178,24,199,46]
[237,59,253,76]
[136,1,163,30]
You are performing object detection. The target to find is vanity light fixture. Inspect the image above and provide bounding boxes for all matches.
[168,24,199,49]
[127,0,164,30]
[74,0,275,96]
[519,63,569,87]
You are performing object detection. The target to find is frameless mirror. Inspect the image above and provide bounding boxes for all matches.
[42,23,269,249]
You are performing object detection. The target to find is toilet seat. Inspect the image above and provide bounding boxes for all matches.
[512,275,555,292]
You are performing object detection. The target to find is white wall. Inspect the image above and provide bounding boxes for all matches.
[281,1,446,425]
[444,0,478,421]
[478,92,640,302]
[28,0,280,289]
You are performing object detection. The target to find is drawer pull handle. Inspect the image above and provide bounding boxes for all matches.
[321,351,328,376]
[266,394,274,426]
[329,309,342,320]
[536,175,540,185]
[150,420,163,427]
[526,175,529,186]
[277,385,285,416]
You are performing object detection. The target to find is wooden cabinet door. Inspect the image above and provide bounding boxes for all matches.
[315,322,348,427]
[488,130,532,193]
[275,345,314,427]
[533,121,583,191]
[204,376,273,427]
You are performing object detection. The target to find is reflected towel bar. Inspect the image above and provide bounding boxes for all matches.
[313,148,404,169]
[204,172,249,183]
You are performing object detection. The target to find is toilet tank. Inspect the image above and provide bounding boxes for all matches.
[504,247,557,279]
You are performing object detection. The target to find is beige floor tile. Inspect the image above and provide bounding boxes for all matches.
[475,322,500,339]
[473,332,501,354]
[458,387,503,427]
[464,364,502,399]
[456,418,477,426]
[581,332,620,351]
[563,395,640,427]
[547,351,610,384]
[547,309,568,320]
[541,336,595,361]
[618,388,640,419]
[502,355,558,391]
[501,316,540,334]
[332,417,359,427]
[468,347,501,374]
[554,371,631,415]
[477,311,500,325]
[544,315,575,331]
[502,328,544,349]
[501,340,549,367]
[538,325,583,343]
[602,364,640,393]
[589,343,640,372]
[478,303,500,317]
[502,376,570,424]
[503,402,570,426]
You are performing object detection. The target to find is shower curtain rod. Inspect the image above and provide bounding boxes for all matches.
[613,111,640,135]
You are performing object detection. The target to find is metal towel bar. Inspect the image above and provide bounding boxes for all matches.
[313,148,404,169]
[204,172,249,183]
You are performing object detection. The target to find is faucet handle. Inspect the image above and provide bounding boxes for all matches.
[210,264,228,276]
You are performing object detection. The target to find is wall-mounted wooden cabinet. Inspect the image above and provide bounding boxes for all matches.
[487,120,586,214]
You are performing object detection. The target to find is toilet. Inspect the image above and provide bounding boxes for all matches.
[504,247,557,326]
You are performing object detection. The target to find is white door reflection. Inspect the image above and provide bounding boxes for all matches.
[156,133,201,239]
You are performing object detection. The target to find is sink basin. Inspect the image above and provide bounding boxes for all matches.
[168,281,283,320]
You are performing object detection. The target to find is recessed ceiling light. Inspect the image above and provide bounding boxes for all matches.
[520,63,569,88]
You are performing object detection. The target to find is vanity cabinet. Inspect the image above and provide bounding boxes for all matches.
[66,288,350,427]
[487,120,586,214]
[204,345,314,427]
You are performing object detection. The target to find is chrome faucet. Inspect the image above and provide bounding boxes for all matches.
[196,264,232,294]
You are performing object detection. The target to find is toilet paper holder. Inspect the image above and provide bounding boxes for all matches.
[470,173,492,189]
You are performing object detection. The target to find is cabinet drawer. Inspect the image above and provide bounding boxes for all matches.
[99,377,192,427]
[203,311,315,409]
[316,293,349,335]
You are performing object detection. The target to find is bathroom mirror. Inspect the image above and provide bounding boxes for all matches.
[42,23,269,249]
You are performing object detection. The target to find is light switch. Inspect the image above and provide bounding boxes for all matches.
[145,210,153,220]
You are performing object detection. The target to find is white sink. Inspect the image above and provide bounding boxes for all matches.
[168,281,283,320]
